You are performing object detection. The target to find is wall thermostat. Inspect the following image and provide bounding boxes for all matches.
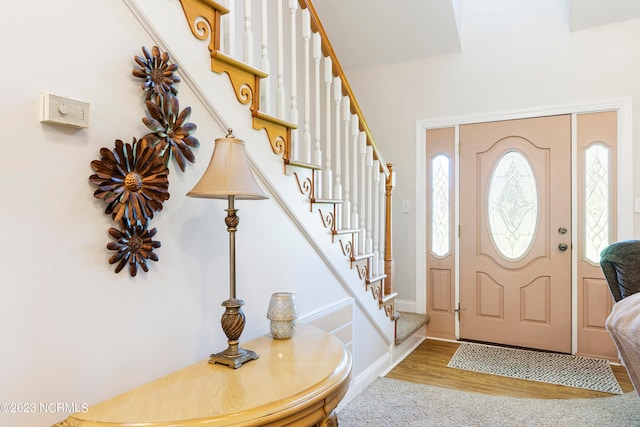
[40,92,90,128]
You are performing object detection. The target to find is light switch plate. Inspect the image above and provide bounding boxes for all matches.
[40,92,90,128]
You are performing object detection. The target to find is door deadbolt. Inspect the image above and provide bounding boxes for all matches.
[558,243,568,251]
[558,227,567,235]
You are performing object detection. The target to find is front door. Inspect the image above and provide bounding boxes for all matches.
[459,115,572,353]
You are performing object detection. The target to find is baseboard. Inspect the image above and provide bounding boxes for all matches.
[425,335,459,344]
[336,351,392,413]
[384,334,426,376]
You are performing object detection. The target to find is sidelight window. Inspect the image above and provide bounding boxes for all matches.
[584,143,609,263]
[431,154,450,257]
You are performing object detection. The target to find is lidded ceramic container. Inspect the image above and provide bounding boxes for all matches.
[266,292,298,340]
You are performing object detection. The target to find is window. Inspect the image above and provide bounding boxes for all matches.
[488,150,538,260]
[431,154,450,256]
[584,143,609,263]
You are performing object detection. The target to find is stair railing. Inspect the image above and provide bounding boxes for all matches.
[178,0,397,319]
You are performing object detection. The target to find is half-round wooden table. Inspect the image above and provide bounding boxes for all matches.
[54,324,351,426]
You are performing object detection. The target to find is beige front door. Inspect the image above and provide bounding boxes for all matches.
[459,115,572,353]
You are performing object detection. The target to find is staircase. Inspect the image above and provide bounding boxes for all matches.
[135,0,399,336]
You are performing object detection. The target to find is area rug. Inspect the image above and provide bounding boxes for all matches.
[447,342,623,394]
[338,377,640,427]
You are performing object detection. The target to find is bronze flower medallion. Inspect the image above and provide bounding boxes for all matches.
[132,46,180,100]
[107,220,161,276]
[142,94,199,172]
[90,137,170,224]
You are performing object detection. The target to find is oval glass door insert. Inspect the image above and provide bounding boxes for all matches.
[488,150,538,260]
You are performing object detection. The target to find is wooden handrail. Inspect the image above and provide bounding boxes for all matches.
[298,0,389,177]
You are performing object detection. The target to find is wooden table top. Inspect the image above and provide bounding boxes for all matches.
[54,324,351,426]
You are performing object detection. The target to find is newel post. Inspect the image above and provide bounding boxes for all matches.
[384,163,395,295]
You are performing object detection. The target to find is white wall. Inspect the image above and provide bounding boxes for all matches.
[346,0,640,305]
[0,1,392,426]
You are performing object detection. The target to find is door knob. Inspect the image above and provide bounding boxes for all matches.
[558,243,568,251]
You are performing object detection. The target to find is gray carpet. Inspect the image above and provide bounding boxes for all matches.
[448,342,623,394]
[338,377,640,426]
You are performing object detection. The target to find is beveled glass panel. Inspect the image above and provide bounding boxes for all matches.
[488,150,538,260]
[585,144,609,263]
[431,154,450,256]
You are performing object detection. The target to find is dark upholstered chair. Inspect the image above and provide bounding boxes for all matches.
[599,240,640,303]
[601,240,640,396]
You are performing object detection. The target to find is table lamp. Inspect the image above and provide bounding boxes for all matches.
[187,129,268,368]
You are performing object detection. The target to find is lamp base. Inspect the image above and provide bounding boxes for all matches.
[210,345,259,369]
[209,297,259,369]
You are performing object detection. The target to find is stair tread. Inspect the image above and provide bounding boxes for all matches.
[395,311,430,345]
[285,159,322,170]
[366,274,387,284]
[253,110,298,129]
[213,51,268,78]
[380,291,397,303]
[312,198,343,204]
[333,228,360,236]
[352,252,374,262]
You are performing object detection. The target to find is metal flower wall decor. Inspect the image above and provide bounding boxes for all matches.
[107,220,162,277]
[132,45,180,100]
[142,94,199,171]
[89,45,200,277]
[90,138,170,224]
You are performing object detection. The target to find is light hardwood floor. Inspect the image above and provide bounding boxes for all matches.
[386,339,634,399]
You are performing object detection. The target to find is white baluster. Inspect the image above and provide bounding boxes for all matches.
[312,32,322,196]
[289,0,299,159]
[220,0,233,55]
[342,97,351,229]
[333,77,342,229]
[323,56,333,199]
[260,0,271,113]
[276,0,286,118]
[365,145,373,254]
[358,134,367,254]
[243,0,253,64]
[351,119,360,252]
[372,160,380,276]
[301,8,311,163]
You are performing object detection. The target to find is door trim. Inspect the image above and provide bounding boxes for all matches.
[414,98,633,354]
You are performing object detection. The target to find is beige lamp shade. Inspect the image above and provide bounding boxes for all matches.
[187,130,268,200]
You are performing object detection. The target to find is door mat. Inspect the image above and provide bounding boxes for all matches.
[447,342,623,394]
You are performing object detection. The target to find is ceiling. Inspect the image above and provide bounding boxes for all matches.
[313,0,640,71]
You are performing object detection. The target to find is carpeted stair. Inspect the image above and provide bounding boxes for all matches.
[395,311,430,345]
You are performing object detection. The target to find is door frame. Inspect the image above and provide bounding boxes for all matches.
[414,97,633,354]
